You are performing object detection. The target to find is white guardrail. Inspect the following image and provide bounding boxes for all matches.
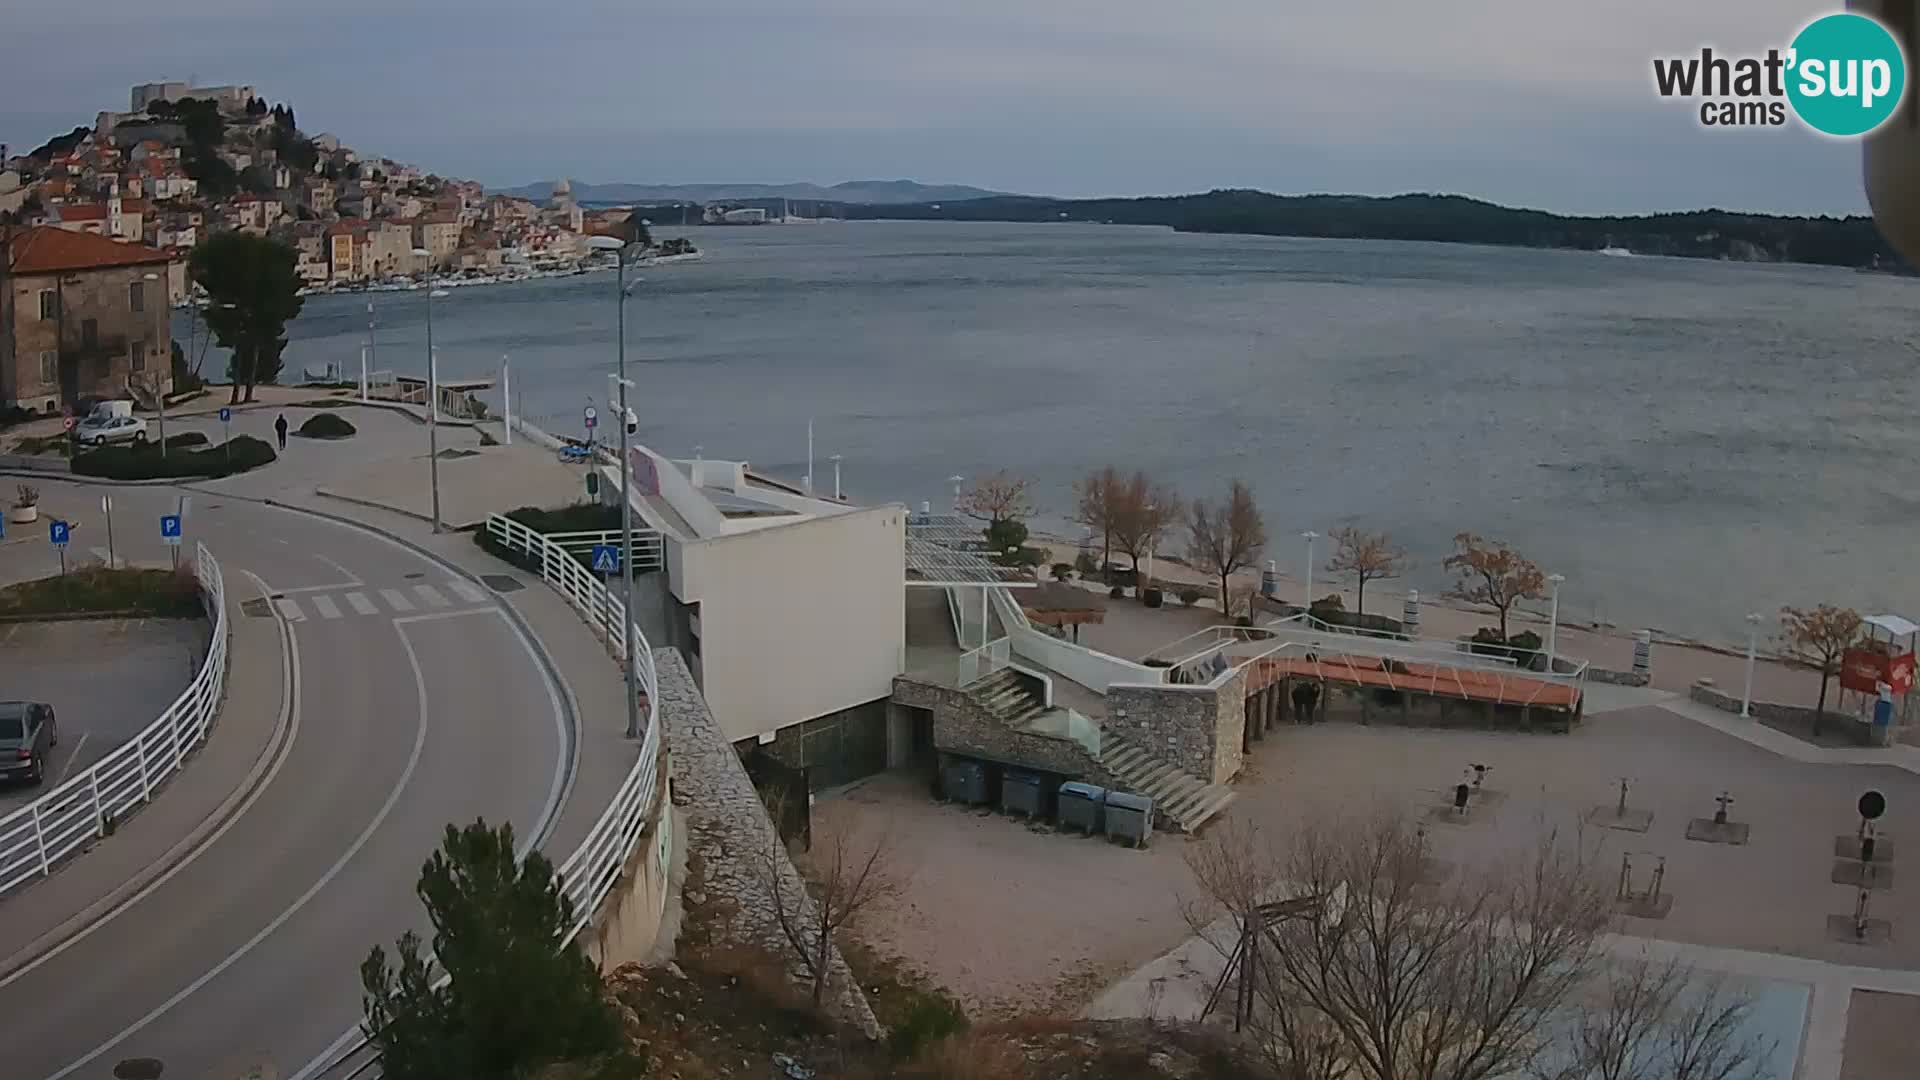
[0,541,227,897]
[483,512,663,943]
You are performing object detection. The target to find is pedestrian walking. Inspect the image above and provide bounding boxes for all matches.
[274,413,289,450]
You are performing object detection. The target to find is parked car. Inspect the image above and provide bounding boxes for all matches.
[0,701,58,787]
[74,413,148,447]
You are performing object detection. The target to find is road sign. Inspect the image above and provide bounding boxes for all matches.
[61,415,74,432]
[590,544,620,574]
[219,407,232,423]
[161,514,183,545]
[584,406,598,430]
[49,520,70,546]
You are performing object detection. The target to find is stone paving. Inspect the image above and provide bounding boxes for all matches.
[657,650,881,1038]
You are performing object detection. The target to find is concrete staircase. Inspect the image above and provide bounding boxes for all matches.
[964,669,1051,729]
[1098,735,1237,833]
[964,670,1236,833]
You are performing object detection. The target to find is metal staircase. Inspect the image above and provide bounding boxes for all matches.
[962,670,1237,833]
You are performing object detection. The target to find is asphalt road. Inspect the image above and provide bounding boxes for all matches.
[0,478,572,1080]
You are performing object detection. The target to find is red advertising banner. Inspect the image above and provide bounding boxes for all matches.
[1840,648,1891,694]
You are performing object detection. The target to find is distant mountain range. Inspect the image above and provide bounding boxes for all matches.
[493,178,1014,206]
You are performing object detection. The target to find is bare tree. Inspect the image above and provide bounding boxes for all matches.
[1443,532,1547,641]
[1777,604,1864,735]
[1186,812,1614,1080]
[1072,465,1123,578]
[1326,526,1407,617]
[759,805,902,1006]
[1187,480,1267,619]
[1535,952,1772,1080]
[1109,470,1180,587]
[958,470,1033,525]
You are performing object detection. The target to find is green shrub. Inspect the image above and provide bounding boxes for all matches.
[889,993,970,1059]
[1073,551,1099,577]
[72,435,275,480]
[1179,588,1202,606]
[1050,562,1073,582]
[1109,585,1126,599]
[297,412,358,438]
[164,431,210,449]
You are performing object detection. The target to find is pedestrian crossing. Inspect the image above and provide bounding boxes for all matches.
[271,581,495,622]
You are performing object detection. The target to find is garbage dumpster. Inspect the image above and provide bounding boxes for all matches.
[1057,781,1106,834]
[1001,768,1044,819]
[1103,790,1154,848]
[943,758,991,806]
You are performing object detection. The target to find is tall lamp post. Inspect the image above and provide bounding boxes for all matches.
[420,272,449,533]
[140,271,168,456]
[588,233,645,740]
[1546,573,1566,671]
[1742,612,1764,718]
[1302,531,1319,611]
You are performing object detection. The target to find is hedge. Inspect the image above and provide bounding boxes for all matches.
[164,431,210,449]
[297,412,357,438]
[72,435,277,480]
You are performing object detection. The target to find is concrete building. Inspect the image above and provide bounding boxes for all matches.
[1,227,174,412]
[590,448,907,784]
[412,212,461,267]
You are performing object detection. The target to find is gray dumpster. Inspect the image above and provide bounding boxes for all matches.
[1001,768,1044,819]
[943,758,991,806]
[1058,781,1106,834]
[1103,790,1154,848]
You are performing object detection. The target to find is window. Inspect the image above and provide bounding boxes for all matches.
[38,290,57,320]
[129,280,145,313]
[130,340,146,372]
[81,319,98,349]
[39,351,57,386]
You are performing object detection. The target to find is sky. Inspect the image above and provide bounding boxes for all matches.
[0,0,1879,215]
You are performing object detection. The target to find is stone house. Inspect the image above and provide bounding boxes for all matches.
[1,226,175,412]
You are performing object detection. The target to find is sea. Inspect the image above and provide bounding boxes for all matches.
[187,221,1920,645]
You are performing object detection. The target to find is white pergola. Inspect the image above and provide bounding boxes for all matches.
[905,515,1034,654]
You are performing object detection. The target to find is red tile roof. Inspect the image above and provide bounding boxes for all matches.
[4,226,174,274]
[56,204,109,222]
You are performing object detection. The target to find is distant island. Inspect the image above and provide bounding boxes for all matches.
[494,178,1014,207]
[830,191,1905,272]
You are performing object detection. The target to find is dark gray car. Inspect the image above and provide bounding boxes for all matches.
[0,701,58,786]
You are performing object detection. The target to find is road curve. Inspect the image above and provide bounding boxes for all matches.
[0,480,572,1080]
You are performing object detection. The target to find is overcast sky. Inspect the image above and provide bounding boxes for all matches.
[0,0,1874,214]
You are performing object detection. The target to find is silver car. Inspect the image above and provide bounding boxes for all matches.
[75,414,149,446]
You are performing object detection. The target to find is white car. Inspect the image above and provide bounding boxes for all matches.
[75,414,148,446]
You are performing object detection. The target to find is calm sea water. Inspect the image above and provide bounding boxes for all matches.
[204,221,1920,643]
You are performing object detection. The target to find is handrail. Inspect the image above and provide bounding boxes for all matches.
[314,516,673,1079]
[538,528,666,571]
[0,542,228,898]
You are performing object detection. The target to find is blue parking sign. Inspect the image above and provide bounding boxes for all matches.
[590,544,619,573]
[219,407,232,423]
[49,520,70,546]
[160,514,183,545]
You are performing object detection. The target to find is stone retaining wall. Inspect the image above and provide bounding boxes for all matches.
[893,675,1115,786]
[1689,678,1834,730]
[1589,668,1651,687]
[1106,667,1246,784]
[659,651,881,1038]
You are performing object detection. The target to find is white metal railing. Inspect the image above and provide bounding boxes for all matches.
[481,512,662,939]
[957,636,1011,687]
[0,542,228,898]
[539,528,666,573]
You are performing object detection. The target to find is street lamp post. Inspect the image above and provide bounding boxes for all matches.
[1546,573,1566,671]
[949,475,965,512]
[589,234,644,740]
[1302,531,1319,611]
[1742,612,1763,718]
[830,453,843,501]
[421,276,449,533]
[141,271,167,456]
